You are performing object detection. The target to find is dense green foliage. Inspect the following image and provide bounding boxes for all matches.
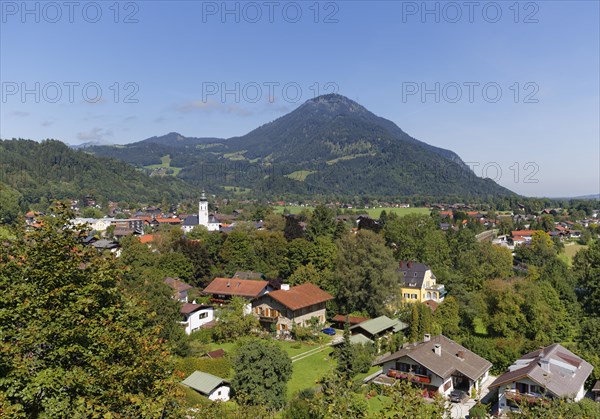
[231,339,293,409]
[0,139,197,212]
[0,206,179,417]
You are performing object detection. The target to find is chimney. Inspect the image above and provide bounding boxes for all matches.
[280,284,290,291]
[433,344,442,356]
[407,261,413,268]
[540,359,550,373]
[457,350,465,360]
[399,260,404,268]
[227,280,231,287]
[424,334,431,342]
[192,299,197,304]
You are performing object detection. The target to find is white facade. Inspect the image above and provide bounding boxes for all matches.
[182,306,214,335]
[198,192,220,231]
[208,385,230,402]
[71,217,115,232]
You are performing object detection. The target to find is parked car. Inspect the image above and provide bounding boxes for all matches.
[321,327,336,336]
[450,390,468,403]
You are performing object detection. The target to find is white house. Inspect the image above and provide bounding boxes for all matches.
[182,192,220,233]
[489,343,593,414]
[182,371,230,402]
[164,277,193,303]
[180,303,215,335]
[71,217,115,232]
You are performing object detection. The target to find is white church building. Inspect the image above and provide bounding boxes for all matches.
[182,192,220,233]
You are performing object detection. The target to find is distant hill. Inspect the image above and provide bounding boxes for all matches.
[84,94,515,198]
[0,139,198,207]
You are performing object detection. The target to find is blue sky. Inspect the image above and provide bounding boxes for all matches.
[1,0,598,197]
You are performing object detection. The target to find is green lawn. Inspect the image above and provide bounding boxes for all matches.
[287,346,335,399]
[473,317,488,336]
[143,154,183,176]
[272,206,430,218]
[284,170,316,182]
[560,243,587,266]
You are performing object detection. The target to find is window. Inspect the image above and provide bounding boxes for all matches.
[516,382,528,394]
[199,312,209,319]
[411,294,417,299]
[530,385,544,395]
[403,293,410,299]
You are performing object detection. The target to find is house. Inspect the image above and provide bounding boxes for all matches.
[180,303,214,334]
[92,239,119,254]
[350,315,407,352]
[182,371,230,402]
[511,230,538,245]
[489,343,593,414]
[111,218,145,232]
[398,261,446,303]
[375,334,492,396]
[374,334,492,398]
[251,283,333,335]
[202,277,271,314]
[593,380,600,402]
[164,277,193,303]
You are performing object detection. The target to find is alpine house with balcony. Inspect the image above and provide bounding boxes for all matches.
[251,283,333,335]
[374,334,492,398]
[489,343,593,414]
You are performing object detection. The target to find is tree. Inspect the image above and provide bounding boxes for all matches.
[220,229,257,275]
[377,380,450,418]
[0,204,179,417]
[212,297,260,342]
[331,230,399,316]
[231,339,292,410]
[306,204,336,241]
[336,319,354,379]
[0,183,23,224]
[434,296,461,338]
[308,373,369,418]
[573,241,600,317]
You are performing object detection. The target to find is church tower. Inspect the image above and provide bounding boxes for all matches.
[198,191,208,227]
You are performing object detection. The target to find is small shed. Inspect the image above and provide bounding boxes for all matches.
[182,371,230,402]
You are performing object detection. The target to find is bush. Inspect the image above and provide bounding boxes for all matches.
[469,402,488,418]
[291,324,316,342]
[175,356,233,379]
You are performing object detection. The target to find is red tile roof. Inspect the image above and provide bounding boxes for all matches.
[155,218,181,224]
[266,283,333,311]
[202,277,269,298]
[511,230,537,237]
[138,234,155,244]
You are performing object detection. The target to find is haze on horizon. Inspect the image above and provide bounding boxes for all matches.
[1,1,598,198]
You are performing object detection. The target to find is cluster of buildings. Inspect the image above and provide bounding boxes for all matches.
[168,263,597,415]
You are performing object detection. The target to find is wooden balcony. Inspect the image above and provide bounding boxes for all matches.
[259,314,279,323]
[505,390,549,406]
[387,369,431,384]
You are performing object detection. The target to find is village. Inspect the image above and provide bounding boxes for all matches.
[17,193,600,418]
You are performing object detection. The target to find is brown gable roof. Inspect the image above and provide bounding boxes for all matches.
[180,303,211,314]
[202,277,269,298]
[332,314,370,325]
[164,277,193,292]
[207,349,226,359]
[376,335,492,382]
[266,283,333,311]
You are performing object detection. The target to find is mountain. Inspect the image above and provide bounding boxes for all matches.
[84,94,514,198]
[0,139,198,207]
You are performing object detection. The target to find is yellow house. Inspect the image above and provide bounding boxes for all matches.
[398,261,446,303]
